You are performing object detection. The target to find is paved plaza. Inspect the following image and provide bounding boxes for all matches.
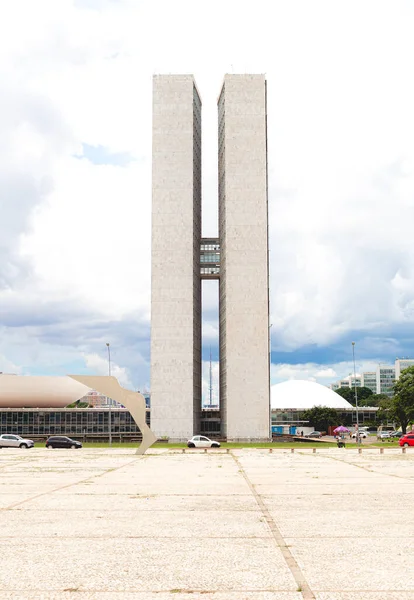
[0,447,413,599]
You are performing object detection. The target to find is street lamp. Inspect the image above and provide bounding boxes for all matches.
[352,341,359,443]
[106,343,112,447]
[269,324,273,439]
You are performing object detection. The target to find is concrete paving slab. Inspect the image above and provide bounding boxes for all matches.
[0,593,303,600]
[269,508,414,539]
[315,594,412,600]
[21,492,259,512]
[0,508,271,539]
[1,448,413,598]
[288,538,414,591]
[0,538,297,592]
[262,493,414,511]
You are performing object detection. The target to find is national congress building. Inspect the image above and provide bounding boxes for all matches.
[151,74,270,442]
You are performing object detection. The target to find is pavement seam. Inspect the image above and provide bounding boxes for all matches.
[2,456,142,510]
[231,452,315,600]
[310,451,414,482]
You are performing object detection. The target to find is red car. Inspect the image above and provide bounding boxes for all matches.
[399,433,414,447]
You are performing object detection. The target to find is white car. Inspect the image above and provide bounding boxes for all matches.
[187,435,220,448]
[351,432,368,439]
[0,434,34,449]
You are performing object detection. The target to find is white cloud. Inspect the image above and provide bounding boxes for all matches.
[0,355,23,375]
[83,352,132,388]
[1,0,414,383]
[271,360,382,387]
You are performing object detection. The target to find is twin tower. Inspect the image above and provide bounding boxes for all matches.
[151,74,270,441]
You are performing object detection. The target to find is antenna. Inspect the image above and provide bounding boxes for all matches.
[209,346,213,407]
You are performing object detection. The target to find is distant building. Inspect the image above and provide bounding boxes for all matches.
[329,357,414,397]
[77,390,123,408]
[376,365,395,397]
[330,375,361,390]
[349,375,361,388]
[361,372,377,394]
[395,358,414,379]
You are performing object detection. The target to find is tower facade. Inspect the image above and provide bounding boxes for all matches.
[151,74,270,441]
[151,75,202,441]
[218,75,270,440]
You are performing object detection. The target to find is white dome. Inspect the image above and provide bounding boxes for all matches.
[271,380,353,410]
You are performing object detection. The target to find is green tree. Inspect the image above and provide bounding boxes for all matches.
[66,399,90,408]
[361,393,389,407]
[302,406,340,432]
[335,386,373,406]
[392,366,414,433]
[376,397,395,424]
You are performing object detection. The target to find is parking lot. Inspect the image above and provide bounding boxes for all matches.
[0,447,413,599]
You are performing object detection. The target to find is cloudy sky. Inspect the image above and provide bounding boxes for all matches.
[1,0,414,400]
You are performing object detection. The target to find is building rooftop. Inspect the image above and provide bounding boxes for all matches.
[271,379,354,410]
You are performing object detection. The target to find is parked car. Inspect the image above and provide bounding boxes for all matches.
[187,435,220,448]
[390,431,404,438]
[0,434,34,449]
[304,431,322,438]
[351,432,368,438]
[399,434,414,448]
[45,436,82,449]
[377,432,392,440]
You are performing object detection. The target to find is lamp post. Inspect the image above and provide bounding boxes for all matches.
[269,323,273,439]
[352,341,359,444]
[106,343,112,447]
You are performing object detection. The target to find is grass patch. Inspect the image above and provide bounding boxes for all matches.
[32,440,403,449]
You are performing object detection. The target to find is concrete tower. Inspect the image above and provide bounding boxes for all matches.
[151,75,202,441]
[151,74,270,441]
[218,74,270,441]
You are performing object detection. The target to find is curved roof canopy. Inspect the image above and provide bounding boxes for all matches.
[271,379,353,410]
[0,375,90,408]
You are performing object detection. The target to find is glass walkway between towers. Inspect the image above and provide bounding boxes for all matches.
[200,238,220,279]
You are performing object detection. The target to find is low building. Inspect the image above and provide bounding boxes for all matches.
[0,407,221,441]
[0,407,146,440]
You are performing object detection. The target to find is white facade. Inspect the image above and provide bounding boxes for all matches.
[218,75,270,441]
[376,365,395,397]
[361,371,377,393]
[151,75,202,441]
[349,375,361,388]
[395,358,414,379]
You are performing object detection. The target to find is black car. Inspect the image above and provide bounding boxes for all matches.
[45,436,82,449]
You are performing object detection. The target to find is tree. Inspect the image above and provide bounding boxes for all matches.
[302,406,339,432]
[335,386,373,406]
[392,366,414,433]
[67,399,90,408]
[361,393,389,407]
[376,397,395,425]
